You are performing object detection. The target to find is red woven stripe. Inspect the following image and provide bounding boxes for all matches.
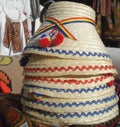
[24,65,115,72]
[24,74,113,85]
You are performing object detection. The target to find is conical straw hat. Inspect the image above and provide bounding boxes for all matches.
[24,1,112,61]
[23,55,117,77]
[21,91,119,113]
[21,1,119,126]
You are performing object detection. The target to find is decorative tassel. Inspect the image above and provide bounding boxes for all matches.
[38,29,64,47]
[38,34,51,47]
[51,32,64,46]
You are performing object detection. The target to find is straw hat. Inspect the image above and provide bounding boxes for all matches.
[24,1,112,61]
[21,1,119,126]
[22,75,115,98]
[23,55,117,77]
[22,105,118,126]
[21,86,118,113]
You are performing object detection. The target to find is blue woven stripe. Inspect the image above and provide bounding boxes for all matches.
[23,93,117,107]
[24,84,109,95]
[28,103,117,118]
[24,46,110,58]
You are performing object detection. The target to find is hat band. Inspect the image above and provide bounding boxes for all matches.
[35,17,95,40]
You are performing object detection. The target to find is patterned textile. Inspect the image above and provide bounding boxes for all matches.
[23,19,29,41]
[3,16,12,49]
[0,55,23,94]
[0,97,39,127]
[3,16,28,53]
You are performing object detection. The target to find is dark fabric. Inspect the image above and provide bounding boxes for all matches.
[30,0,40,35]
[40,0,49,6]
[32,21,36,35]
[0,95,39,127]
[40,0,93,7]
[40,0,53,23]
[30,0,40,20]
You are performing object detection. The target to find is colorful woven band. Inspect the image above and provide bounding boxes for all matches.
[34,17,95,39]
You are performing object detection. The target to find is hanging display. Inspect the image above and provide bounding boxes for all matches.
[0,0,32,56]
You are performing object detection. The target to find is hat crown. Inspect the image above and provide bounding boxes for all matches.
[23,1,112,62]
[46,1,95,20]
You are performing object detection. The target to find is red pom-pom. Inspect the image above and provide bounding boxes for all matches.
[107,80,114,87]
[51,32,64,46]
[38,38,51,47]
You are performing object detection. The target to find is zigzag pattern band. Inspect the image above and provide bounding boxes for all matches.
[24,84,109,95]
[27,103,117,118]
[23,93,117,107]
[24,74,113,85]
[24,46,110,58]
[24,66,115,73]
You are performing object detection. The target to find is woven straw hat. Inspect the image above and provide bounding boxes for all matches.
[23,54,117,77]
[22,74,115,98]
[21,1,119,126]
[22,86,118,113]
[22,105,118,126]
[24,1,112,61]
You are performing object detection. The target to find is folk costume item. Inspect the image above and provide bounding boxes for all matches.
[21,1,119,126]
[0,0,31,56]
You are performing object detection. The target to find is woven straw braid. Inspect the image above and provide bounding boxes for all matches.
[26,55,112,66]
[23,74,114,89]
[46,1,95,20]
[24,112,119,126]
[22,84,115,98]
[23,57,117,77]
[21,91,118,113]
[23,66,117,77]
[23,105,119,126]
